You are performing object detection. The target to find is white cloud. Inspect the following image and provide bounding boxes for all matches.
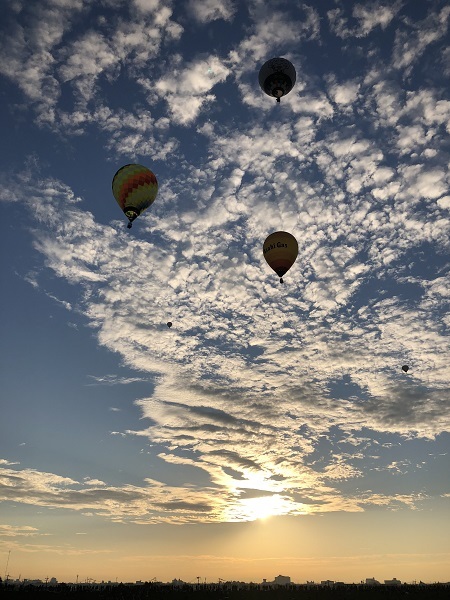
[437,195,450,210]
[329,81,360,107]
[0,0,86,121]
[87,375,148,385]
[188,0,236,23]
[353,2,402,35]
[153,56,230,124]
[392,6,450,74]
[0,0,183,125]
[83,478,106,486]
[0,524,40,537]
[133,0,162,13]
[328,2,402,39]
[61,32,117,82]
[229,4,319,73]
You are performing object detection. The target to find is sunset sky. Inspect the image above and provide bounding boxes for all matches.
[0,0,449,585]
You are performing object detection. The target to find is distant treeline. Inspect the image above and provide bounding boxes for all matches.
[2,583,450,600]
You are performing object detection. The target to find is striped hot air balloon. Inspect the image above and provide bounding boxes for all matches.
[263,231,298,283]
[112,164,158,228]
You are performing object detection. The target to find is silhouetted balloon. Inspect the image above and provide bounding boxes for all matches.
[112,164,158,228]
[167,322,172,328]
[263,231,298,283]
[259,58,296,103]
[402,365,409,373]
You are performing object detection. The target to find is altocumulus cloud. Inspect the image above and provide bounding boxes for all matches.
[0,0,449,524]
[1,113,448,520]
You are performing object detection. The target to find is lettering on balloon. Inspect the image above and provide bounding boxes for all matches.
[263,242,288,254]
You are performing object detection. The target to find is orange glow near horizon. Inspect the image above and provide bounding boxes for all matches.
[3,511,450,585]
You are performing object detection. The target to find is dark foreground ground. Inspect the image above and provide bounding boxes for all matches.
[2,584,450,600]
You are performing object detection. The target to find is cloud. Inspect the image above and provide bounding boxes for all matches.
[392,6,450,74]
[83,478,106,486]
[0,0,87,122]
[2,72,449,522]
[187,0,236,23]
[328,2,403,39]
[1,1,449,527]
[152,55,231,124]
[0,524,40,538]
[87,375,149,385]
[133,0,163,13]
[0,0,183,126]
[0,462,229,523]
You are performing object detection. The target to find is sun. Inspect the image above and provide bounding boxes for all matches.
[238,494,293,521]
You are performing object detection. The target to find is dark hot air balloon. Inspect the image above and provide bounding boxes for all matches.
[259,58,296,103]
[402,365,409,373]
[263,231,298,283]
[167,322,172,328]
[112,164,158,228]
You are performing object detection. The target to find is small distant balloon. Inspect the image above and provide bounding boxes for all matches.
[167,322,172,328]
[259,57,296,103]
[112,164,158,229]
[402,365,409,373]
[263,231,298,283]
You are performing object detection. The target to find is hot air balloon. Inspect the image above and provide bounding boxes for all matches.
[402,365,409,373]
[263,231,298,283]
[167,322,172,328]
[112,164,158,228]
[259,57,296,103]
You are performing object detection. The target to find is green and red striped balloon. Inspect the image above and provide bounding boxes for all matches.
[112,164,158,228]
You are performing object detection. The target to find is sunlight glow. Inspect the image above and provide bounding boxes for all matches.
[228,494,297,522]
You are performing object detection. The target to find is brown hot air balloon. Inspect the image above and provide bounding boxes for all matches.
[263,231,298,283]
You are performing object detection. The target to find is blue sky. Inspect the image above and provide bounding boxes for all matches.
[0,0,449,585]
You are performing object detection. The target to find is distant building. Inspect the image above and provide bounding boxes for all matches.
[366,578,381,585]
[321,580,334,587]
[385,578,401,586]
[261,576,291,587]
[273,575,290,586]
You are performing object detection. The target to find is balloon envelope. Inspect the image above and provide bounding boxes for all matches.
[402,365,409,373]
[167,322,172,328]
[112,164,158,225]
[258,57,296,102]
[263,231,298,280]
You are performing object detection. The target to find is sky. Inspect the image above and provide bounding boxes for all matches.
[0,0,449,586]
